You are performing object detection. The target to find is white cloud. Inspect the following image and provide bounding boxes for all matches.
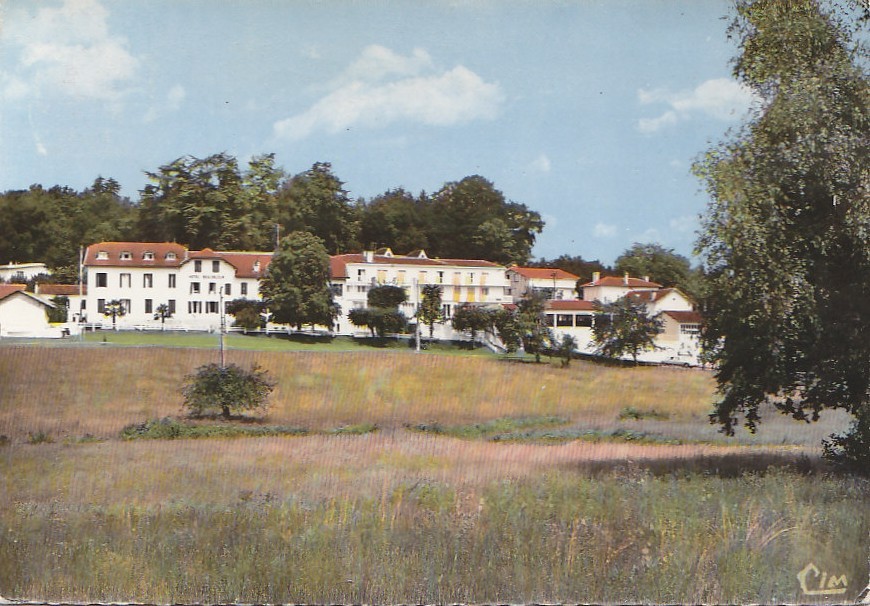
[274,45,504,140]
[594,222,617,238]
[637,77,758,133]
[4,0,139,102]
[144,84,187,122]
[530,153,551,173]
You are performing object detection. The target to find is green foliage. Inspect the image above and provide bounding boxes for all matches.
[276,162,358,253]
[529,254,610,291]
[26,430,53,444]
[694,0,870,465]
[121,418,306,440]
[558,334,577,367]
[407,416,569,439]
[152,303,173,328]
[614,242,705,300]
[427,175,544,264]
[492,307,522,353]
[450,304,496,347]
[47,296,68,323]
[592,296,662,364]
[225,298,265,332]
[618,406,670,421]
[417,284,444,338]
[358,188,429,252]
[102,299,126,328]
[367,284,407,308]
[181,363,275,419]
[516,293,553,362]
[0,179,134,269]
[260,231,339,331]
[138,153,282,251]
[348,307,407,338]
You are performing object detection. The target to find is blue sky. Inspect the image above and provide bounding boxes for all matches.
[0,0,757,265]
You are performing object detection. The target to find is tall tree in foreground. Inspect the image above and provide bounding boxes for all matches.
[694,0,869,466]
[260,232,339,331]
[417,284,444,339]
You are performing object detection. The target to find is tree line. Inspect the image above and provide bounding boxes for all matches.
[0,155,544,272]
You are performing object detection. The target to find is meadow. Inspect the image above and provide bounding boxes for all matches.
[0,339,867,603]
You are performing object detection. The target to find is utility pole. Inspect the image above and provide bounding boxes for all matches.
[414,278,421,353]
[219,286,226,368]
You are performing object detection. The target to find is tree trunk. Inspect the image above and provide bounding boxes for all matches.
[222,404,231,419]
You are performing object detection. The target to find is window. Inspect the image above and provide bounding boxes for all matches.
[194,260,202,272]
[168,274,176,288]
[97,299,106,313]
[240,282,248,296]
[188,301,203,314]
[96,273,107,288]
[143,251,154,261]
[120,299,131,313]
[557,314,574,327]
[331,284,343,296]
[190,282,200,294]
[168,300,176,314]
[145,299,153,314]
[224,284,231,296]
[212,260,220,273]
[119,273,131,287]
[165,252,177,261]
[442,304,452,319]
[120,251,132,260]
[482,287,490,296]
[546,314,556,326]
[453,272,461,285]
[357,269,365,279]
[253,261,261,273]
[437,271,444,284]
[207,301,219,314]
[397,270,406,285]
[377,269,387,283]
[96,251,109,260]
[208,282,217,294]
[576,315,593,328]
[680,323,701,336]
[143,273,153,288]
[467,273,475,285]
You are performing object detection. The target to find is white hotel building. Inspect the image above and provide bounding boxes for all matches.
[82,241,702,363]
[84,242,272,331]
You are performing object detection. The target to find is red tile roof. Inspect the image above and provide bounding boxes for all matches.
[509,267,579,281]
[215,252,273,279]
[663,310,703,323]
[85,242,187,267]
[545,299,596,311]
[0,283,26,301]
[581,275,662,288]
[36,284,87,296]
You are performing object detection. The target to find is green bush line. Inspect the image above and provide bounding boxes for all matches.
[407,415,570,439]
[489,427,684,445]
[618,406,671,421]
[120,418,381,440]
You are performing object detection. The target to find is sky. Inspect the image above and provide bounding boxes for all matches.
[0,0,759,265]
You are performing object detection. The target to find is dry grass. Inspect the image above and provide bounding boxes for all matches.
[0,345,714,440]
[1,345,866,603]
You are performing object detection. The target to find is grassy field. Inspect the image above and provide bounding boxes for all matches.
[0,342,867,603]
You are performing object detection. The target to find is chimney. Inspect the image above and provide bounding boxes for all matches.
[643,275,650,283]
[623,272,629,286]
[592,271,600,284]
[363,250,374,263]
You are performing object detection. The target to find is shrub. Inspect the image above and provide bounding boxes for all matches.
[181,363,275,419]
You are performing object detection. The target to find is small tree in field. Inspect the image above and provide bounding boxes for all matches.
[558,334,578,368]
[592,296,662,364]
[417,284,444,339]
[451,304,495,348]
[103,299,126,329]
[153,303,173,330]
[182,363,275,419]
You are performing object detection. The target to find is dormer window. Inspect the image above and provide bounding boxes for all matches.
[143,251,155,261]
[165,252,177,261]
[253,261,261,273]
[96,251,109,260]
[119,251,132,260]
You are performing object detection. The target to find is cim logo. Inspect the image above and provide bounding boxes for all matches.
[797,562,848,596]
